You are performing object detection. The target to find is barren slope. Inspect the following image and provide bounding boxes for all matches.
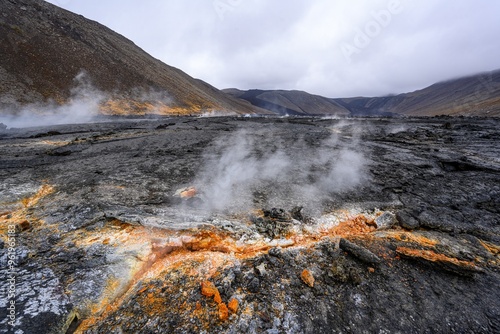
[227,71,500,117]
[224,89,350,116]
[0,0,260,115]
[335,70,500,117]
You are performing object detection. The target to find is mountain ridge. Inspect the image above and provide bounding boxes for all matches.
[0,0,262,115]
[336,69,500,117]
[222,88,351,116]
[1,0,499,118]
[226,69,500,117]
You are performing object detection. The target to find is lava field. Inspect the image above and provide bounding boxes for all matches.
[0,116,499,333]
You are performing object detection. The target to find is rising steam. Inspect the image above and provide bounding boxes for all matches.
[0,71,105,128]
[192,123,370,215]
[193,130,291,212]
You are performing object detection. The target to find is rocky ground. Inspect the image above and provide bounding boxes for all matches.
[0,116,499,333]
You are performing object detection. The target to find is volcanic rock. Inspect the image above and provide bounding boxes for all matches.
[300,269,315,287]
[0,116,499,333]
[339,238,381,265]
[396,210,420,230]
[374,212,397,230]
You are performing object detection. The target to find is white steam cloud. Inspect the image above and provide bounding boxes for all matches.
[126,87,174,114]
[194,130,291,212]
[321,149,365,191]
[0,71,105,129]
[0,72,177,128]
[192,123,370,215]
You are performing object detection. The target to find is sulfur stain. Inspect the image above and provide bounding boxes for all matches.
[383,231,438,247]
[21,184,54,208]
[201,281,222,304]
[479,239,500,256]
[218,303,229,321]
[301,269,315,288]
[228,298,238,314]
[100,99,197,116]
[327,214,376,236]
[396,247,478,269]
[0,184,55,237]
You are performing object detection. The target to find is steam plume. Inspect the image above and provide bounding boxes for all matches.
[0,71,104,128]
[192,123,369,215]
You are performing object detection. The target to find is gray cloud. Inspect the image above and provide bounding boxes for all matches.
[46,0,500,97]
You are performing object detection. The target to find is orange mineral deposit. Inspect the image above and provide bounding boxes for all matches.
[201,281,222,304]
[201,281,217,297]
[180,187,197,198]
[228,298,239,313]
[218,303,229,321]
[301,269,315,287]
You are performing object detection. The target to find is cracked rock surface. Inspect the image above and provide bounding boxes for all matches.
[0,116,499,333]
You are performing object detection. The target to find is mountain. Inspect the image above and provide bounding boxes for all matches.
[223,88,351,117]
[0,0,260,115]
[226,70,500,117]
[1,0,498,118]
[334,70,500,117]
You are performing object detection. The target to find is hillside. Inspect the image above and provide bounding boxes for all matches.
[0,0,260,115]
[334,70,500,117]
[1,0,498,118]
[227,70,500,117]
[223,89,351,117]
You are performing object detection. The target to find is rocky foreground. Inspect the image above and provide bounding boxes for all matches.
[0,116,499,333]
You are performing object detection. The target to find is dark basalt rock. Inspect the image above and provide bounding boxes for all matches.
[396,210,420,230]
[263,208,291,221]
[251,214,293,239]
[339,238,381,265]
[0,116,499,333]
[30,131,62,138]
[247,276,261,293]
[374,212,397,230]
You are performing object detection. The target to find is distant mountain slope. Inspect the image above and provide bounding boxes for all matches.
[0,0,260,115]
[227,70,500,117]
[223,89,351,116]
[1,1,498,118]
[334,70,500,117]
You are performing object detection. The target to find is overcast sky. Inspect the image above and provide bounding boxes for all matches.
[46,0,500,98]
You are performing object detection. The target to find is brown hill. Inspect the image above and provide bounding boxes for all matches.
[2,0,498,118]
[334,70,500,117]
[0,0,260,115]
[223,88,350,116]
[227,70,500,117]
